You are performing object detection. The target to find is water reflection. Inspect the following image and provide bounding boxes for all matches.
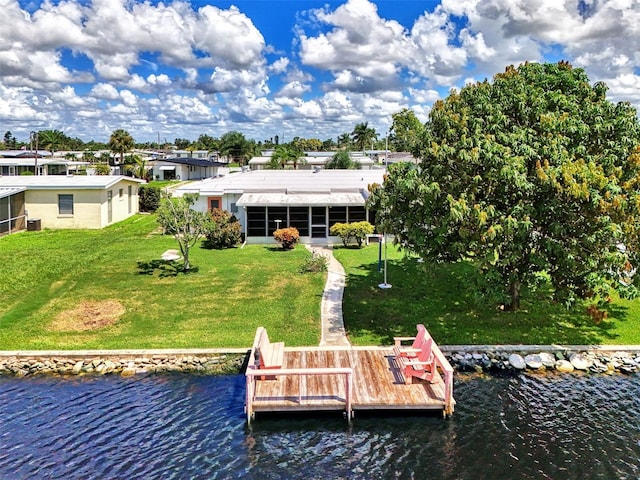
[0,373,639,479]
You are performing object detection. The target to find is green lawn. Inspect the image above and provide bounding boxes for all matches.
[3,217,639,350]
[0,215,325,349]
[334,245,640,346]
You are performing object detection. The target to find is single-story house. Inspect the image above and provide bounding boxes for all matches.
[175,169,386,244]
[248,151,375,170]
[150,157,227,181]
[0,150,89,175]
[0,175,144,230]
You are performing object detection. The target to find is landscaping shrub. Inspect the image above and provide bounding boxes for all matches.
[274,227,300,249]
[330,221,374,247]
[139,185,161,212]
[203,208,242,249]
[330,222,352,247]
[350,221,375,247]
[300,252,328,273]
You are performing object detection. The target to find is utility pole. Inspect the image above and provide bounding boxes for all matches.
[30,131,39,175]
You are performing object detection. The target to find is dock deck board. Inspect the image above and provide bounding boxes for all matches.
[248,347,455,417]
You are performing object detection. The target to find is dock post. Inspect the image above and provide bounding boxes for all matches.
[246,373,254,424]
[345,370,353,422]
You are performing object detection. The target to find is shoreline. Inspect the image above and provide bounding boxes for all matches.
[2,345,640,377]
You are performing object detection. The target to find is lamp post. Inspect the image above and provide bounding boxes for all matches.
[378,233,392,289]
[30,131,39,175]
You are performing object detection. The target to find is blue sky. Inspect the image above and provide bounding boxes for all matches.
[2,0,640,145]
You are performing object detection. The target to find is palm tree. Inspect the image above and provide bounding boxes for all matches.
[270,145,303,169]
[108,129,134,164]
[82,150,97,163]
[99,151,112,164]
[337,132,351,149]
[38,129,65,157]
[351,122,378,151]
[125,154,150,180]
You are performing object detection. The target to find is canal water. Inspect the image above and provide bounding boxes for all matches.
[1,372,639,479]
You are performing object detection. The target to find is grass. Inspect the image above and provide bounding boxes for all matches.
[334,245,640,347]
[3,218,639,350]
[0,215,325,349]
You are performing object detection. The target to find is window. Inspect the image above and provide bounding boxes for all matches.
[348,206,366,222]
[247,207,267,236]
[119,188,123,198]
[328,206,347,225]
[268,207,287,234]
[289,207,309,236]
[208,196,222,210]
[128,185,132,213]
[58,194,74,215]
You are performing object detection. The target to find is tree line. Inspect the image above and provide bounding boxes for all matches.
[1,114,424,165]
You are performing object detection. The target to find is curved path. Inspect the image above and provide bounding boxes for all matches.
[306,245,351,347]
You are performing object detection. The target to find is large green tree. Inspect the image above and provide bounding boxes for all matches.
[368,61,640,311]
[388,108,425,154]
[326,150,359,169]
[108,129,134,164]
[219,131,250,165]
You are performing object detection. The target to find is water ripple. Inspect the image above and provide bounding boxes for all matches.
[1,373,640,479]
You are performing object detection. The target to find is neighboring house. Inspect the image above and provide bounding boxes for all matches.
[0,175,143,231]
[0,150,88,175]
[382,152,419,165]
[170,149,211,159]
[150,157,227,181]
[248,151,375,170]
[175,169,386,244]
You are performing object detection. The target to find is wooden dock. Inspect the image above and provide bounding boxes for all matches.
[245,328,454,422]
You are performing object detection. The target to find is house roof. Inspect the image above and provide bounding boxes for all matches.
[237,192,367,207]
[0,158,87,167]
[177,169,386,204]
[0,175,144,190]
[0,186,27,199]
[153,157,225,168]
[0,150,51,159]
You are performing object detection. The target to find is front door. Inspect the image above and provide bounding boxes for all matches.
[311,206,327,238]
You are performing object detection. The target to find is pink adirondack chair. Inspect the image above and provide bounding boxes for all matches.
[401,336,436,384]
[393,324,427,358]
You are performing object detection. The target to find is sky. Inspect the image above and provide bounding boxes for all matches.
[2,0,640,145]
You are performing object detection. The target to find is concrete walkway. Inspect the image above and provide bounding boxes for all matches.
[307,245,351,347]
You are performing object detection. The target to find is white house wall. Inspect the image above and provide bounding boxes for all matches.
[24,179,139,229]
[26,188,105,229]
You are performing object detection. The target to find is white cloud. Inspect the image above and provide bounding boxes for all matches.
[299,0,408,89]
[270,57,290,74]
[90,83,120,100]
[278,81,311,98]
[2,0,640,143]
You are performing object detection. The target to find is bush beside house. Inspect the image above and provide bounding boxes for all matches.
[203,208,242,249]
[330,221,374,247]
[139,185,161,212]
[274,227,300,249]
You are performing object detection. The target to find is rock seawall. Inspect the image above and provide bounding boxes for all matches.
[2,349,639,378]
[446,350,640,375]
[0,353,245,377]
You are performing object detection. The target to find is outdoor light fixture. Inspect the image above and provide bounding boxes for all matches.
[378,233,392,289]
